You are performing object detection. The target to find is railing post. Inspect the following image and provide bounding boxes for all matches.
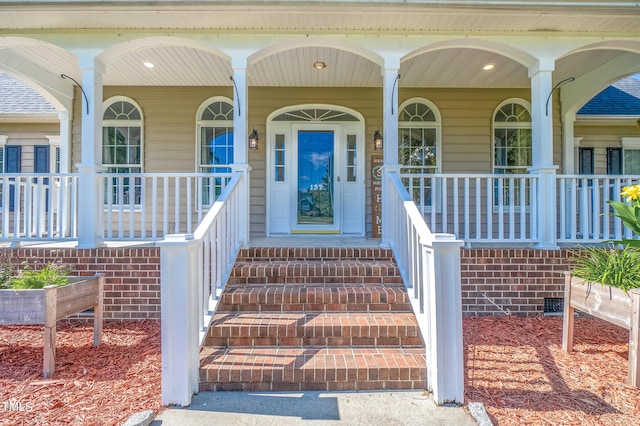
[231,166,250,247]
[157,233,201,406]
[424,233,464,404]
[530,166,558,248]
[382,166,401,248]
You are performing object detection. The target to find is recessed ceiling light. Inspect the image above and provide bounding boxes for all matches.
[143,62,155,69]
[483,64,495,71]
[313,61,326,70]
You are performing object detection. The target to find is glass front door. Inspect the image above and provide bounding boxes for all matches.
[297,130,334,225]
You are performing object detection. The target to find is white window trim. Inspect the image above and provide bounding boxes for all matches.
[102,96,144,210]
[45,134,61,174]
[398,98,442,213]
[620,137,640,150]
[491,98,533,212]
[195,96,234,210]
[0,135,6,173]
[102,96,144,172]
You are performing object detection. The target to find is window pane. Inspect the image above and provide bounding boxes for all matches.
[201,101,233,120]
[346,134,356,182]
[625,150,640,174]
[200,126,233,166]
[274,134,285,182]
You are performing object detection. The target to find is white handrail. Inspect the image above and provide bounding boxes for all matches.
[386,170,464,405]
[157,170,245,406]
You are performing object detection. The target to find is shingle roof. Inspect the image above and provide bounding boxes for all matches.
[578,76,640,116]
[0,72,57,115]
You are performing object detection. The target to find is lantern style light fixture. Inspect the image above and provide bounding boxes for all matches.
[373,129,383,151]
[248,129,259,150]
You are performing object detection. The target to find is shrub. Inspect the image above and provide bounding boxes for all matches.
[571,245,640,293]
[8,262,71,289]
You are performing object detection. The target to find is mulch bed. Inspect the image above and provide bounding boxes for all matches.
[1,316,639,425]
[0,321,161,425]
[464,316,640,425]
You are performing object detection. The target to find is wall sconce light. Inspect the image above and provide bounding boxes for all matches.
[373,129,383,151]
[248,129,259,150]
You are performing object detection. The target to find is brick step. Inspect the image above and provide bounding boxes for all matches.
[228,260,402,285]
[217,283,412,312]
[199,346,426,392]
[236,247,395,262]
[204,312,423,347]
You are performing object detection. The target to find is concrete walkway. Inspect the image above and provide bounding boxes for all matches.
[151,390,478,425]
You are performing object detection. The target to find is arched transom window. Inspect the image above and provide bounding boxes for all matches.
[493,100,532,174]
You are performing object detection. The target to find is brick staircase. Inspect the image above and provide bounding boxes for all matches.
[199,246,427,391]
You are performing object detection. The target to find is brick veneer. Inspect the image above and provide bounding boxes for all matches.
[461,248,574,316]
[2,246,576,320]
[0,248,160,320]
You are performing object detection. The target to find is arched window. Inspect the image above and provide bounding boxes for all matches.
[102,97,143,205]
[196,97,234,204]
[493,99,532,174]
[398,99,441,209]
[398,99,441,173]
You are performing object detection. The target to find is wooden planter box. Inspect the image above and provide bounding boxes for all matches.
[562,273,640,388]
[0,274,104,378]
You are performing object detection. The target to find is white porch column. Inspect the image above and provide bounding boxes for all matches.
[231,54,250,246]
[57,111,72,173]
[158,234,201,406]
[562,113,577,174]
[76,55,105,248]
[381,56,401,247]
[529,61,558,249]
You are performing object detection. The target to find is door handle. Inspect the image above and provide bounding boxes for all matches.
[336,176,341,182]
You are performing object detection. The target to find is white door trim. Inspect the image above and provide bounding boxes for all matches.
[266,104,366,236]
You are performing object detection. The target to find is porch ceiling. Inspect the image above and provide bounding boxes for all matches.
[0,2,639,93]
[5,42,639,90]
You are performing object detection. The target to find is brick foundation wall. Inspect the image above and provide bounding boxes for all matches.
[0,247,160,320]
[461,248,574,316]
[1,246,575,319]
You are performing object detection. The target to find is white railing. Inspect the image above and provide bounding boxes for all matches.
[158,170,245,406]
[99,172,233,240]
[192,171,243,342]
[400,172,538,244]
[557,175,640,244]
[0,174,78,243]
[387,170,464,405]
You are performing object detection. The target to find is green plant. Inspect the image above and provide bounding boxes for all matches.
[0,253,16,289]
[607,184,640,247]
[9,262,71,289]
[571,245,640,293]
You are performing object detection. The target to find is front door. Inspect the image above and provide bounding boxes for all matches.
[267,106,365,236]
[294,129,338,233]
